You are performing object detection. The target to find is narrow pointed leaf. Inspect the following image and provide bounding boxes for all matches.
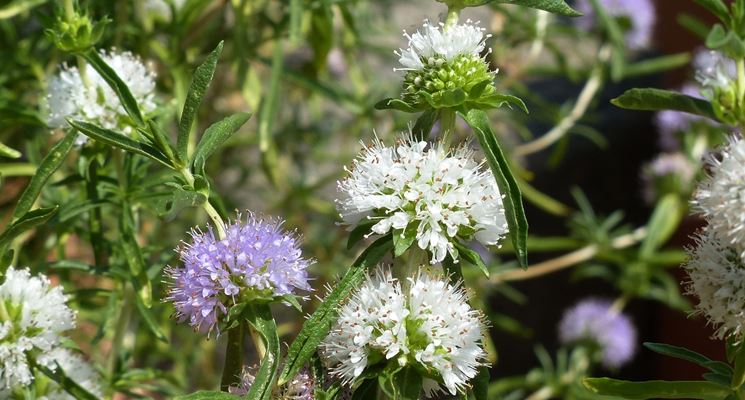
[611,88,718,121]
[461,109,528,269]
[245,304,280,400]
[192,112,251,173]
[11,130,75,221]
[0,206,58,249]
[69,120,173,168]
[462,0,581,16]
[178,41,224,163]
[279,235,393,385]
[82,50,144,127]
[583,378,731,399]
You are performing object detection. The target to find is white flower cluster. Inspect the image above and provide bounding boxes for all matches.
[45,49,157,146]
[397,19,490,71]
[337,135,508,263]
[684,231,745,339]
[0,267,99,396]
[694,136,745,258]
[40,348,103,400]
[144,0,186,21]
[695,50,736,91]
[321,266,486,397]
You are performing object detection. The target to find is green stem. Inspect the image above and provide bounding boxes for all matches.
[180,168,226,239]
[610,294,629,314]
[108,284,135,376]
[86,159,106,267]
[439,108,457,148]
[737,59,745,119]
[445,5,461,27]
[220,323,245,391]
[63,0,74,20]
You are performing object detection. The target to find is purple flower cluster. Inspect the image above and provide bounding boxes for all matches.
[574,0,656,51]
[558,298,637,368]
[167,214,312,333]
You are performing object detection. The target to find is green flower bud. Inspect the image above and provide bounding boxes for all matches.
[45,12,109,53]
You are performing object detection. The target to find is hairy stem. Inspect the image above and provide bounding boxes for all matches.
[514,44,611,156]
[220,322,246,391]
[180,168,226,239]
[439,108,457,148]
[492,227,647,282]
[108,284,135,376]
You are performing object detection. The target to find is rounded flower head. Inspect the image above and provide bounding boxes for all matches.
[321,266,487,397]
[45,49,157,146]
[641,152,697,203]
[337,135,508,264]
[684,230,745,339]
[558,298,637,369]
[695,50,737,91]
[396,20,496,108]
[167,214,313,334]
[574,0,656,51]
[0,267,76,391]
[694,135,745,259]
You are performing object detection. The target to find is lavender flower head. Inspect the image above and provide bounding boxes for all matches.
[574,0,656,51]
[558,298,637,368]
[167,213,313,334]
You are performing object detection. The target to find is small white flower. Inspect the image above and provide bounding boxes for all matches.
[337,135,508,264]
[694,135,745,258]
[397,20,490,71]
[144,0,186,21]
[45,49,157,146]
[320,266,487,397]
[38,348,103,400]
[695,50,736,91]
[684,230,745,339]
[0,267,76,391]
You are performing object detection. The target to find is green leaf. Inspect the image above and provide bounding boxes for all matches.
[730,341,745,388]
[279,235,393,385]
[68,120,173,168]
[374,98,419,113]
[82,50,145,127]
[621,53,692,79]
[347,220,376,250]
[0,206,58,249]
[133,293,168,343]
[461,109,528,269]
[474,93,529,113]
[453,241,489,277]
[174,391,238,400]
[178,41,224,163]
[191,112,251,173]
[392,367,423,400]
[245,304,281,400]
[412,109,440,140]
[469,367,490,400]
[36,359,99,400]
[393,228,416,257]
[693,0,731,24]
[0,142,21,159]
[706,24,745,58]
[640,194,683,258]
[460,0,581,16]
[258,40,283,153]
[583,378,732,399]
[643,343,716,369]
[11,130,75,221]
[440,88,467,107]
[611,88,718,122]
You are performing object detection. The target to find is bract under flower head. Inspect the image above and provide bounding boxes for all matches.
[684,230,745,339]
[558,298,637,368]
[694,135,745,259]
[574,0,656,51]
[45,49,157,146]
[320,266,487,397]
[336,134,508,264]
[167,213,313,334]
[0,267,76,391]
[396,20,496,108]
